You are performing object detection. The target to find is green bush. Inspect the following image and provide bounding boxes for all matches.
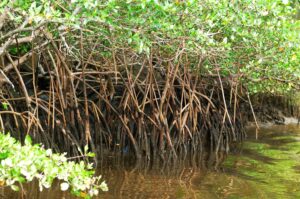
[0,133,108,198]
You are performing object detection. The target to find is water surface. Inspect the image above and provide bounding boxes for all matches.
[1,125,300,199]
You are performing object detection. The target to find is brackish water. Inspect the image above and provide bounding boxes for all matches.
[1,125,300,199]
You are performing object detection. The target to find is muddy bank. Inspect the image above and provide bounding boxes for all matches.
[244,94,299,126]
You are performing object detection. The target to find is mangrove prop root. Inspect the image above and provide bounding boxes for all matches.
[0,56,245,161]
[0,36,247,162]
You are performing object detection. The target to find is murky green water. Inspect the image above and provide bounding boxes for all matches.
[221,125,300,199]
[1,125,300,199]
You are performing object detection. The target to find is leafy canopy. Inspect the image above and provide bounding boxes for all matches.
[1,0,299,93]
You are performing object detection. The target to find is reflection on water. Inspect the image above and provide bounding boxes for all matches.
[1,125,300,199]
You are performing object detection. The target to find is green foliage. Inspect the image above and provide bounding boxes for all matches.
[8,43,31,56]
[0,133,108,198]
[1,0,299,93]
[1,102,8,110]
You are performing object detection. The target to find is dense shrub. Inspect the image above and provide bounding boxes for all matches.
[0,133,108,198]
[1,0,299,93]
